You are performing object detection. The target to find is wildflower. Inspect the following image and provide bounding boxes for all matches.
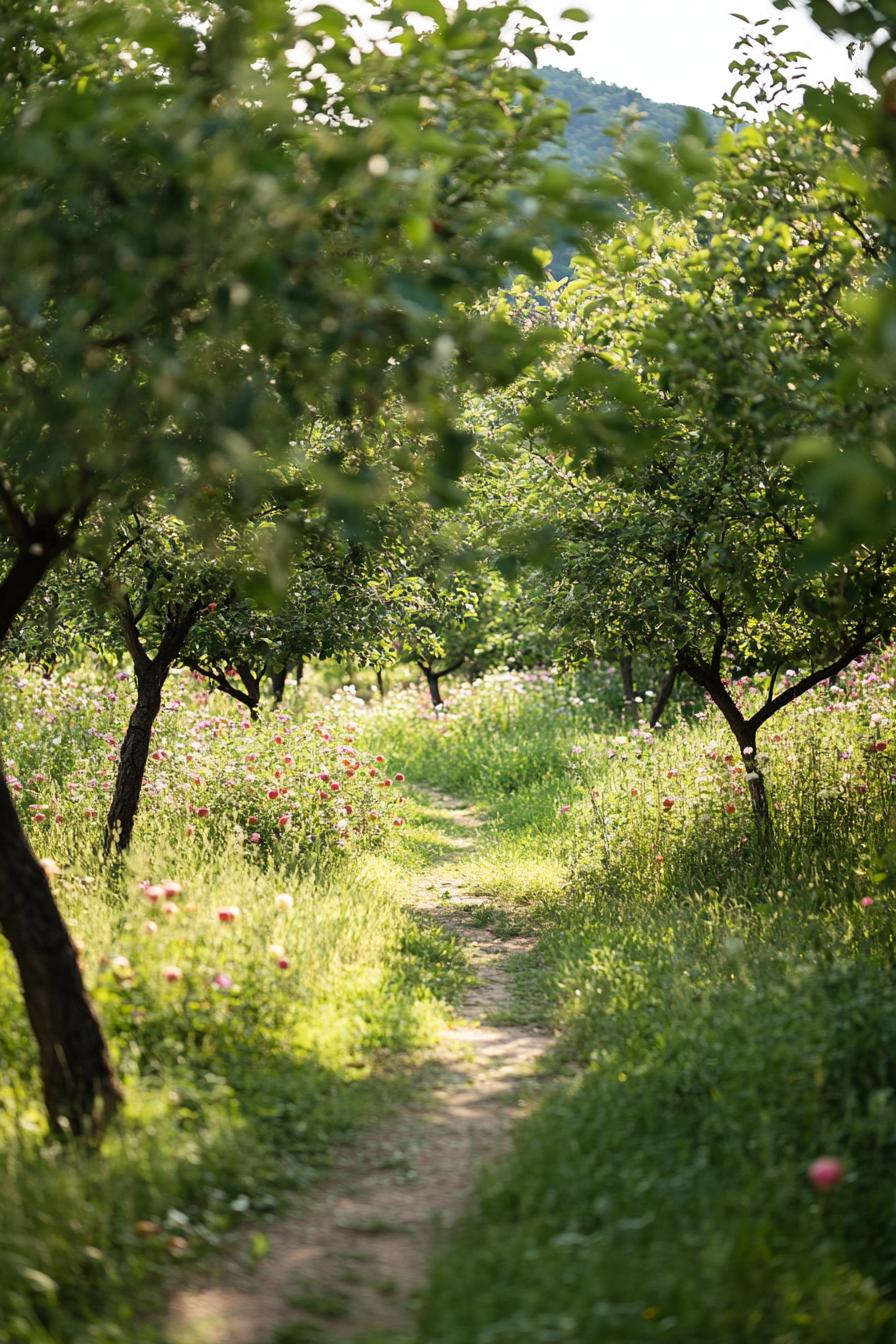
[162,965,182,982]
[559,804,571,814]
[142,920,158,935]
[860,896,874,908]
[277,957,290,970]
[807,1156,844,1190]
[249,832,261,844]
[212,972,233,991]
[38,858,60,877]
[267,942,286,960]
[275,893,294,913]
[661,797,675,810]
[217,906,240,923]
[162,879,182,897]
[145,884,165,903]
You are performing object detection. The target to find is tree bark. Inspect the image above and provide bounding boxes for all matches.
[417,656,464,709]
[423,667,443,708]
[234,661,261,720]
[649,665,678,729]
[376,668,385,701]
[731,718,771,829]
[0,774,122,1135]
[0,499,122,1136]
[104,671,164,854]
[677,651,772,833]
[295,655,304,688]
[105,596,202,854]
[270,666,287,704]
[620,654,639,725]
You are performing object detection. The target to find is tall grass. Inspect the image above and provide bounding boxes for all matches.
[401,657,896,1342]
[0,665,465,1344]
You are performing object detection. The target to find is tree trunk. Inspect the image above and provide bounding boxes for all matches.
[0,774,121,1135]
[104,671,164,855]
[234,662,261,720]
[270,666,287,704]
[731,719,771,830]
[376,668,385,701]
[0,513,122,1136]
[424,668,443,708]
[620,654,639,725]
[295,655,304,688]
[649,666,678,729]
[677,651,772,834]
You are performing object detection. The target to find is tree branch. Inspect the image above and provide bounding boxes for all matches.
[748,633,870,732]
[112,592,151,677]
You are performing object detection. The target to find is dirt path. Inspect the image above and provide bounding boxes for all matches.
[165,790,550,1344]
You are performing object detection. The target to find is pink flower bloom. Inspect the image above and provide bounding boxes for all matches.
[808,1156,845,1190]
[162,901,179,917]
[217,906,240,923]
[163,965,181,982]
[212,972,233,991]
[249,832,261,844]
[145,884,165,903]
[559,804,571,814]
[860,896,874,908]
[196,806,209,818]
[142,920,158,935]
[277,957,290,970]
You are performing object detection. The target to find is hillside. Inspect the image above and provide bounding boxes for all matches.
[540,64,723,170]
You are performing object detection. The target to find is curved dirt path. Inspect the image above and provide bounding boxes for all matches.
[165,790,550,1344]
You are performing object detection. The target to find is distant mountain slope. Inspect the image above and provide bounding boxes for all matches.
[540,65,723,170]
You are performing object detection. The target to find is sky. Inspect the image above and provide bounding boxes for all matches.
[536,1,863,110]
